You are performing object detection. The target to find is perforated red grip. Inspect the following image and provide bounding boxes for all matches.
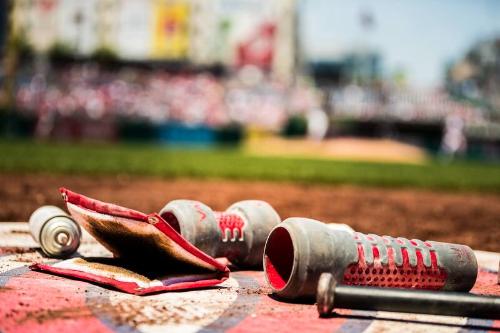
[214,212,246,242]
[342,232,447,290]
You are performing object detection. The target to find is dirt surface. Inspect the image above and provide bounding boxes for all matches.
[1,173,499,252]
[245,137,428,164]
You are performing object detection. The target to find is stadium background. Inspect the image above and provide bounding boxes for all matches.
[0,0,499,252]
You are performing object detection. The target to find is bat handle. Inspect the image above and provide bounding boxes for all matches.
[317,272,500,319]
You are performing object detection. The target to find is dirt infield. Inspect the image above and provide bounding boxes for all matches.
[1,173,499,252]
[245,137,428,164]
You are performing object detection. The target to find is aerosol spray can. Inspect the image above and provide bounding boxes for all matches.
[29,205,81,258]
[264,218,478,300]
[159,200,281,268]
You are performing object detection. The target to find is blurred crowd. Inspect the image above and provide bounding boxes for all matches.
[328,85,486,125]
[13,63,492,148]
[15,64,319,132]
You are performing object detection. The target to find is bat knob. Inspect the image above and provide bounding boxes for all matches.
[317,272,336,317]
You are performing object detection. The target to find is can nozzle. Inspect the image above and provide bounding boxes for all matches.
[29,205,81,258]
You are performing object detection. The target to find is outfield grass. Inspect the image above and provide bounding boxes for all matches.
[1,140,500,192]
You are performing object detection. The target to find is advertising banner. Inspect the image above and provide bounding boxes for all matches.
[151,1,190,59]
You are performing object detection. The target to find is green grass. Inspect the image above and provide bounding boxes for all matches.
[1,140,500,192]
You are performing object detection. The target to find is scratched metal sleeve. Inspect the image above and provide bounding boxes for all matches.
[264,218,478,300]
[159,199,281,268]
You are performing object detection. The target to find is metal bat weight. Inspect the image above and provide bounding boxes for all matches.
[264,218,478,300]
[160,200,281,268]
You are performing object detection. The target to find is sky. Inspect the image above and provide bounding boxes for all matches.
[300,0,500,87]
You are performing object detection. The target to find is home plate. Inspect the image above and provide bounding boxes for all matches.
[0,223,499,333]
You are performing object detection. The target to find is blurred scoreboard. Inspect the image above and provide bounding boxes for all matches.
[11,0,296,81]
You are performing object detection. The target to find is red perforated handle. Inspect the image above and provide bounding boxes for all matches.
[342,232,447,290]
